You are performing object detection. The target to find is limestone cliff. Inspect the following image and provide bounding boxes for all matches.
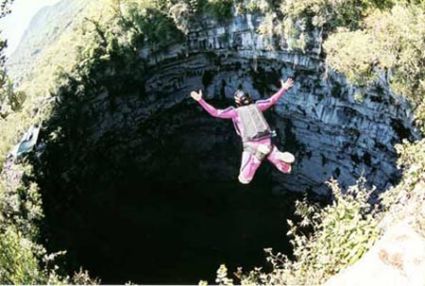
[74,13,418,195]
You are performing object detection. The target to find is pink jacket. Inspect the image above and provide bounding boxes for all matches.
[197,88,288,139]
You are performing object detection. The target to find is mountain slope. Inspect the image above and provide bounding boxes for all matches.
[6,0,86,84]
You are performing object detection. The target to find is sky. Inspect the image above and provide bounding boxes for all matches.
[0,0,61,57]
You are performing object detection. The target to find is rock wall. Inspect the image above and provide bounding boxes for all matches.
[325,220,425,286]
[60,13,418,195]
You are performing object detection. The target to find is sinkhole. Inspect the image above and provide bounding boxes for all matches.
[32,99,313,284]
[28,54,407,282]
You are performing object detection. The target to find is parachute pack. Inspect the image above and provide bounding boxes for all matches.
[237,104,272,142]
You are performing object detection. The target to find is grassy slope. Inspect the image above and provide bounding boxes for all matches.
[6,0,87,84]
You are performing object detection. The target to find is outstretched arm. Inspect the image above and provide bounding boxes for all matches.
[190,90,236,119]
[256,78,294,111]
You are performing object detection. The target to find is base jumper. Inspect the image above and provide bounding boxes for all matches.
[190,78,295,184]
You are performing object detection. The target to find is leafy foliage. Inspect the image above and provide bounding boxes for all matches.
[204,0,233,19]
[281,0,393,31]
[324,30,378,84]
[0,0,25,119]
[0,226,42,284]
[0,75,26,118]
[0,170,44,285]
[324,3,425,131]
[0,0,13,65]
[243,0,394,52]
[380,139,425,236]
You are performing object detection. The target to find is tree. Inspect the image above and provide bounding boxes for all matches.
[0,0,14,65]
[0,0,25,119]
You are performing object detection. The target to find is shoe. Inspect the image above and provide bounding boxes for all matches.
[277,152,295,164]
[238,174,251,184]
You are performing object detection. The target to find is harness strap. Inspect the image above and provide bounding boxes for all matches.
[243,143,271,161]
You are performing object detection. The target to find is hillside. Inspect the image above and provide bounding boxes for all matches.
[5,0,86,84]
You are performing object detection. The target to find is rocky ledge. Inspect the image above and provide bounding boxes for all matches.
[64,13,419,195]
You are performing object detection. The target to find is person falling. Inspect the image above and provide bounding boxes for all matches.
[190,78,295,184]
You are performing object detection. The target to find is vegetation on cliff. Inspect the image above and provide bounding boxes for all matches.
[324,3,425,132]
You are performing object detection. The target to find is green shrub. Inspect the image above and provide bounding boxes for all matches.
[235,0,273,14]
[324,29,379,85]
[204,0,233,20]
[271,0,394,52]
[371,139,425,254]
[280,0,393,30]
[324,3,425,131]
[0,174,64,284]
[0,226,43,284]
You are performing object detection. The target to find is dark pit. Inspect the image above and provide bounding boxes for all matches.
[33,99,308,284]
[30,52,407,284]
